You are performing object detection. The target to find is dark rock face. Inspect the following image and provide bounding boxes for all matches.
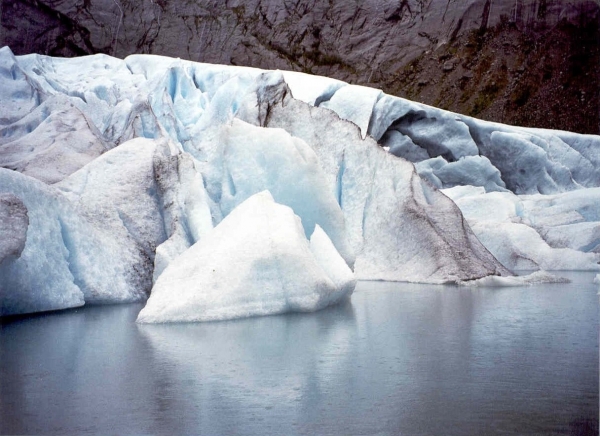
[0,194,28,265]
[1,0,598,133]
[390,11,600,135]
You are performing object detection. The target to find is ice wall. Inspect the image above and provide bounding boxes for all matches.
[1,46,598,317]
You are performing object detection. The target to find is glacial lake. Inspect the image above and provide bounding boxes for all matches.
[1,272,598,435]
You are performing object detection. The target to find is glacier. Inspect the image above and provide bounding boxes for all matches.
[0,46,598,319]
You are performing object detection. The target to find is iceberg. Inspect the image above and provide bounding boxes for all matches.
[137,192,355,323]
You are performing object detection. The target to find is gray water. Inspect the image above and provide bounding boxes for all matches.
[1,272,598,435]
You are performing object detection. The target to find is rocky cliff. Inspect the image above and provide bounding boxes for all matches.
[1,0,598,133]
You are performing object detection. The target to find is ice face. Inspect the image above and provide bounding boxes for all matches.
[262,83,510,283]
[204,118,355,267]
[0,169,84,315]
[0,165,159,315]
[0,96,108,184]
[151,142,215,281]
[444,186,600,271]
[56,137,167,261]
[281,70,346,106]
[56,137,217,286]
[0,47,511,291]
[415,156,507,192]
[0,169,86,316]
[137,191,355,323]
[384,130,429,163]
[0,138,204,316]
[0,47,44,125]
[320,84,381,139]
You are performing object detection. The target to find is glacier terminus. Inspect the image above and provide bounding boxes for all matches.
[1,46,599,320]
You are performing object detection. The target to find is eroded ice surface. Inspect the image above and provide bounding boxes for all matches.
[0,138,214,315]
[444,186,600,271]
[0,168,151,315]
[365,96,600,195]
[137,192,355,323]
[460,271,570,287]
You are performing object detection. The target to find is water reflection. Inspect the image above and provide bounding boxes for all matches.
[0,273,597,435]
[137,300,357,435]
[0,304,159,435]
[349,276,598,435]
